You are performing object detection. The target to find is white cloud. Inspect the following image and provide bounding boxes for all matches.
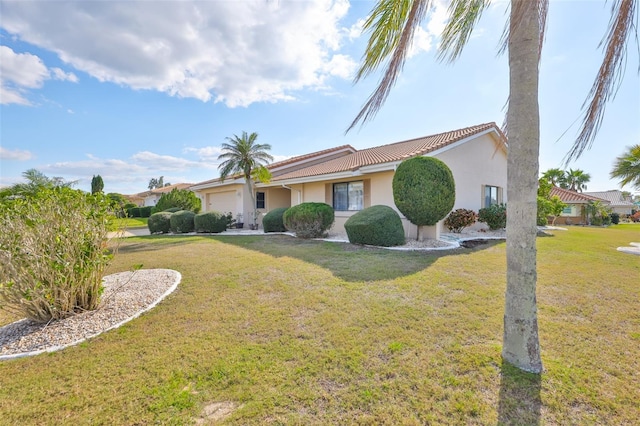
[0,146,33,161]
[183,146,224,161]
[131,151,213,170]
[407,0,449,59]
[0,45,78,105]
[1,0,356,107]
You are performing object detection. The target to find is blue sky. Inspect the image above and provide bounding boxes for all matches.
[1,0,638,196]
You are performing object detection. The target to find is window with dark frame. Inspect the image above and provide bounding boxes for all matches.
[256,191,265,209]
[484,185,500,207]
[333,181,363,211]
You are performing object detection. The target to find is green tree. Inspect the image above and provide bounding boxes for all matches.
[611,144,640,190]
[537,179,566,226]
[91,175,104,194]
[541,168,566,187]
[217,131,274,228]
[392,156,455,240]
[0,169,75,200]
[563,168,591,192]
[348,0,636,373]
[152,188,201,213]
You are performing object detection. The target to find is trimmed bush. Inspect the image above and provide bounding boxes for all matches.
[194,211,228,233]
[344,205,405,247]
[163,207,182,213]
[170,210,196,233]
[610,212,620,225]
[151,188,201,214]
[139,206,153,218]
[444,208,477,233]
[127,206,141,218]
[263,207,288,233]
[478,203,507,230]
[392,157,455,226]
[283,203,335,238]
[0,187,115,323]
[148,212,173,234]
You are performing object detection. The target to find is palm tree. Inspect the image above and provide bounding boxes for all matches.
[564,168,591,192]
[611,144,640,190]
[348,0,636,373]
[217,132,274,228]
[0,169,75,199]
[541,168,566,187]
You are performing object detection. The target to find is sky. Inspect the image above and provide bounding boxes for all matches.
[1,0,638,196]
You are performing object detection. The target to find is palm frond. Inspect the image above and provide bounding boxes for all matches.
[347,0,431,132]
[438,0,490,63]
[565,0,637,163]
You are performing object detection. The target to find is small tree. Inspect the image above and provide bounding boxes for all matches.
[91,175,104,194]
[392,156,455,240]
[152,188,201,213]
[537,179,566,226]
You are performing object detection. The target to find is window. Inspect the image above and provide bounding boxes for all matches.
[333,181,363,211]
[256,191,265,209]
[562,206,572,215]
[484,185,500,207]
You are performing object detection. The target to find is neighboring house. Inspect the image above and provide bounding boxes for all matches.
[130,183,194,207]
[191,122,508,239]
[583,190,636,216]
[549,186,610,225]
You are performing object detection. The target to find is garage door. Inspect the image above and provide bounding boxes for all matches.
[207,190,236,213]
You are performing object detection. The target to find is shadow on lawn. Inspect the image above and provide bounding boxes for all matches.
[115,236,200,254]
[214,234,501,282]
[498,360,542,425]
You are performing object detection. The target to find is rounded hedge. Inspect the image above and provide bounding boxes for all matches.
[170,210,196,233]
[262,207,288,233]
[194,211,227,233]
[344,205,405,247]
[283,203,335,238]
[148,212,173,234]
[392,156,455,226]
[163,207,182,213]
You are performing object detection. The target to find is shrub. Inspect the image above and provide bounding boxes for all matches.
[194,211,228,233]
[444,208,477,233]
[392,156,455,226]
[630,211,640,223]
[152,188,201,214]
[262,207,288,233]
[478,203,507,230]
[127,206,141,218]
[0,187,116,323]
[283,203,335,238]
[163,207,182,213]
[148,212,173,234]
[170,210,196,233]
[610,212,620,225]
[344,205,405,247]
[139,206,153,218]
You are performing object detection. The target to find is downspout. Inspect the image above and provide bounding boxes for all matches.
[281,184,301,205]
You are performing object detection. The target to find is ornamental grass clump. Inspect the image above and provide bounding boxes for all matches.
[444,208,477,233]
[0,187,116,323]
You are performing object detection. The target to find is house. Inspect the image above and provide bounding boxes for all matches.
[549,186,610,225]
[129,183,194,207]
[191,122,508,239]
[582,190,636,216]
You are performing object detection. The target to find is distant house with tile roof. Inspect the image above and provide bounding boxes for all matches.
[549,186,610,225]
[191,122,508,239]
[128,183,194,207]
[583,190,635,216]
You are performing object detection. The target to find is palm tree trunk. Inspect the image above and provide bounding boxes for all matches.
[502,0,543,373]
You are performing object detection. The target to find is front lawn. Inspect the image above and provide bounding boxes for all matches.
[0,226,638,424]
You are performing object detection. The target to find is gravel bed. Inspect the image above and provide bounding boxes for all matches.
[0,269,180,360]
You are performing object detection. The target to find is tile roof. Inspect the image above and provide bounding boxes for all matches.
[550,186,609,203]
[271,122,503,181]
[583,190,635,206]
[135,183,193,197]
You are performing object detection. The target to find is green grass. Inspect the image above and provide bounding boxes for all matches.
[111,217,149,229]
[1,225,638,424]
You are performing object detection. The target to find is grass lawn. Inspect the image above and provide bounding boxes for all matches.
[111,216,149,229]
[0,225,638,424]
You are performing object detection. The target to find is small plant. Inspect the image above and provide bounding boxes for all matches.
[170,210,196,233]
[262,207,288,233]
[610,212,620,225]
[148,212,173,234]
[194,211,228,233]
[0,187,116,322]
[344,205,405,247]
[283,203,335,238]
[444,208,477,233]
[478,203,507,230]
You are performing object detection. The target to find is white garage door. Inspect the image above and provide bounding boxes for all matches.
[207,191,236,213]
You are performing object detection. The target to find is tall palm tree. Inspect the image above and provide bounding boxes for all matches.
[349,0,636,373]
[541,168,566,187]
[611,144,640,190]
[564,168,591,192]
[217,132,274,227]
